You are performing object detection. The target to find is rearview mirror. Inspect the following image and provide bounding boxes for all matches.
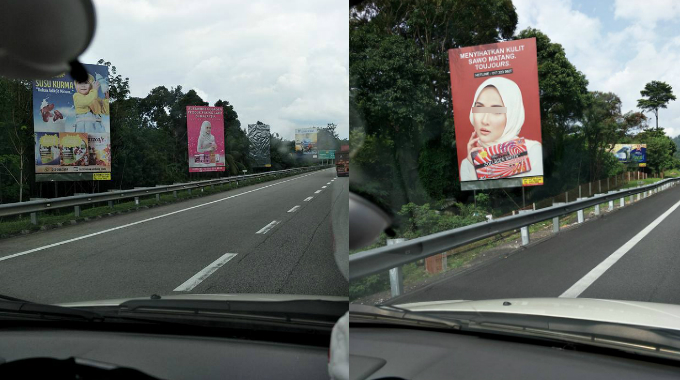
[0,0,96,80]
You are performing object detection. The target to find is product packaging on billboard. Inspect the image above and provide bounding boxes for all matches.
[449,38,544,188]
[472,138,531,180]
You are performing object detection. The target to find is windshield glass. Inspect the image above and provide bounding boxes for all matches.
[349,0,680,320]
[0,0,349,307]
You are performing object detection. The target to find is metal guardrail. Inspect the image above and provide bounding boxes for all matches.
[350,177,680,283]
[0,165,332,223]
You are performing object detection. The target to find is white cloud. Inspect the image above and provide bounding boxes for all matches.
[81,0,348,139]
[614,0,680,25]
[515,0,680,136]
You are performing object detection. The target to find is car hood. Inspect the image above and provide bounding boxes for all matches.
[396,298,680,331]
[56,293,348,308]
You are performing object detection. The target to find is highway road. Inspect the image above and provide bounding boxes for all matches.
[389,182,680,306]
[0,168,348,304]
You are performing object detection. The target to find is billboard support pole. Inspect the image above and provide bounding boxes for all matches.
[522,186,526,208]
[473,190,477,208]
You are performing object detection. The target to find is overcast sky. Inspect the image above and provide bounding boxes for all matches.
[514,0,680,138]
[80,0,349,140]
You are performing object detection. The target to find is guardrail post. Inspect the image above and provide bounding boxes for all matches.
[620,197,624,207]
[552,216,560,233]
[108,200,113,208]
[134,197,139,205]
[576,198,584,223]
[517,210,531,245]
[637,193,641,201]
[156,194,160,202]
[173,190,177,198]
[387,239,405,297]
[74,205,81,218]
[595,204,600,216]
[521,226,530,245]
[188,188,192,196]
[30,212,37,225]
[629,195,633,203]
[608,200,614,212]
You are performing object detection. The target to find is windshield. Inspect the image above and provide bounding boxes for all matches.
[349,0,680,326]
[0,0,349,308]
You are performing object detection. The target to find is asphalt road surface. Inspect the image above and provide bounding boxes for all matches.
[0,168,348,304]
[390,182,680,306]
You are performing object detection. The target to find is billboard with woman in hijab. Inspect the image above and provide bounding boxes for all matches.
[448,38,543,189]
[187,106,226,172]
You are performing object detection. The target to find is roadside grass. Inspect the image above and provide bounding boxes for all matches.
[0,171,308,238]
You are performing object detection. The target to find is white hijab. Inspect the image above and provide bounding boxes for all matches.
[468,77,525,148]
[197,120,215,151]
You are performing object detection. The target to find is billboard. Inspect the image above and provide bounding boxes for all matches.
[247,123,271,167]
[187,106,226,172]
[295,128,318,155]
[610,144,646,166]
[449,38,543,189]
[33,63,111,180]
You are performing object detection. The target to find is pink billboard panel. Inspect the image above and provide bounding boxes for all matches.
[187,106,226,173]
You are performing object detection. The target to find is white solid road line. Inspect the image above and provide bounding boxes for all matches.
[560,199,680,298]
[327,182,331,185]
[287,206,301,213]
[322,186,327,189]
[315,190,322,194]
[0,172,318,262]
[256,220,280,234]
[304,197,313,202]
[174,253,237,292]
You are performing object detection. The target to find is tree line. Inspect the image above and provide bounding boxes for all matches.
[349,0,679,220]
[0,60,346,203]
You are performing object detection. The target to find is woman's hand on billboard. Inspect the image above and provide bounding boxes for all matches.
[467,131,482,164]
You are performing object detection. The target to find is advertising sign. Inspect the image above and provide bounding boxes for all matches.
[295,128,318,155]
[522,176,544,187]
[611,144,646,166]
[247,123,271,168]
[33,63,111,180]
[187,106,226,172]
[449,38,543,189]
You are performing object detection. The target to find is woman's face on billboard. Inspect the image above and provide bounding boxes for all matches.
[472,86,506,144]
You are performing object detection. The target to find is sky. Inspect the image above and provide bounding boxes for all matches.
[514,0,680,138]
[80,0,349,140]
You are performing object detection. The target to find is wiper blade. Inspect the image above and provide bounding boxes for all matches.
[113,299,347,325]
[0,300,104,322]
[464,320,680,361]
[349,304,462,329]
